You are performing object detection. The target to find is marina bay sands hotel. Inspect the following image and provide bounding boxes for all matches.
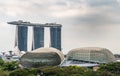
[8,20,62,51]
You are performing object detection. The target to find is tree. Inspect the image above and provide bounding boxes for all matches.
[2,61,19,71]
[0,58,4,66]
[97,62,120,76]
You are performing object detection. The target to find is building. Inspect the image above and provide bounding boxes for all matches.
[7,20,62,51]
[50,26,61,50]
[20,48,64,68]
[32,27,44,50]
[114,54,120,62]
[60,47,116,67]
[17,26,28,51]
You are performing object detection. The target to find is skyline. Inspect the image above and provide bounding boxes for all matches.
[8,20,62,51]
[1,0,120,54]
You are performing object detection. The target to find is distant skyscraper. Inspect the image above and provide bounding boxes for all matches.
[32,27,44,50]
[50,26,61,51]
[8,20,62,51]
[17,26,28,51]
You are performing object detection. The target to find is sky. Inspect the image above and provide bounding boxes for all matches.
[0,0,120,54]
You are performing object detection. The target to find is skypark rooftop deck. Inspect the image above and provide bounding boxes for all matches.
[7,20,62,27]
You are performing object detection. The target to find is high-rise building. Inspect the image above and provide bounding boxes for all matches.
[17,26,28,51]
[50,26,61,51]
[8,20,62,51]
[32,27,44,50]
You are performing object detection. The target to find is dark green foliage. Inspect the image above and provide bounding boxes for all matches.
[96,71,116,76]
[98,62,120,75]
[40,66,95,76]
[0,58,4,66]
[10,69,30,76]
[9,68,41,76]
[1,62,120,76]
[0,70,9,76]
[9,64,120,76]
[2,61,19,71]
[9,66,94,76]
[84,70,97,76]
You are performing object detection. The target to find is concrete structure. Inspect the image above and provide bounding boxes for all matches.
[7,20,62,51]
[20,48,64,68]
[61,47,116,67]
[13,46,25,57]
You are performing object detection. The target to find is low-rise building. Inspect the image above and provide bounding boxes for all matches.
[20,47,64,68]
[60,47,116,67]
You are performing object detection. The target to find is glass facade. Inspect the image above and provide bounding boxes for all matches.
[32,27,44,50]
[50,27,61,51]
[61,47,116,67]
[17,26,28,51]
[21,52,61,68]
[8,21,62,52]
[67,47,116,63]
[20,48,64,68]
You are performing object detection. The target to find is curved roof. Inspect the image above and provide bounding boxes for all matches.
[69,47,110,52]
[67,47,116,63]
[20,47,64,68]
[27,47,64,61]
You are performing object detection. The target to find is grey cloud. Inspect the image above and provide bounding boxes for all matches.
[58,0,120,26]
[55,1,67,6]
[60,12,118,26]
[60,11,120,37]
[1,0,119,27]
[0,0,84,19]
[1,0,120,54]
[77,13,113,26]
[86,0,119,7]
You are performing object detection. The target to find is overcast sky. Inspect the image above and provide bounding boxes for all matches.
[0,0,120,54]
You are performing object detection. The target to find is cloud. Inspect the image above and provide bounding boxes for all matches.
[0,0,88,18]
[0,0,120,54]
[86,0,119,7]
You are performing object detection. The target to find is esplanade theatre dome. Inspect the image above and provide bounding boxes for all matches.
[67,47,116,63]
[20,48,64,68]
